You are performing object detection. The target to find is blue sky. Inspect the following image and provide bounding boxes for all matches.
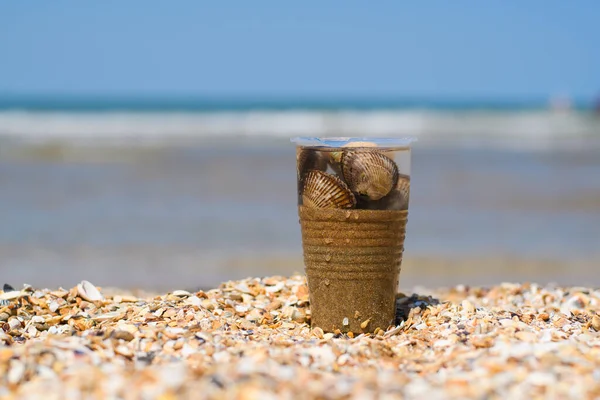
[1,1,599,100]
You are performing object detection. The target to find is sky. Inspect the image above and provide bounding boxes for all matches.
[0,1,599,101]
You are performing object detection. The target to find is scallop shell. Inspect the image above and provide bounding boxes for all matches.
[297,148,328,180]
[341,151,399,201]
[302,170,356,209]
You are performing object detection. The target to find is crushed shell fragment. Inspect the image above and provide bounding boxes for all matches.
[0,276,597,398]
[0,290,25,301]
[76,280,104,302]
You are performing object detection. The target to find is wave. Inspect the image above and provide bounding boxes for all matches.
[1,109,599,150]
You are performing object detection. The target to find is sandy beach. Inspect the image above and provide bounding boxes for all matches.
[1,112,599,398]
[2,3,600,397]
[1,275,600,399]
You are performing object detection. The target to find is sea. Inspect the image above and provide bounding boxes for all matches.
[1,97,599,291]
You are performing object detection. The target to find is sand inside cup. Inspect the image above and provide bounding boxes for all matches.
[299,206,408,333]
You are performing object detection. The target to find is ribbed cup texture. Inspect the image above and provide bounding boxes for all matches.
[298,206,408,333]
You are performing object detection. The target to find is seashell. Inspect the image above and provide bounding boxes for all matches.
[364,173,410,210]
[50,289,69,298]
[330,142,395,173]
[7,360,25,385]
[0,290,24,301]
[69,317,95,331]
[93,311,126,322]
[302,170,356,209]
[291,308,307,323]
[297,148,328,181]
[8,317,22,330]
[264,281,285,293]
[330,141,378,166]
[3,284,15,292]
[341,151,399,201]
[115,345,134,358]
[112,330,135,341]
[76,280,104,302]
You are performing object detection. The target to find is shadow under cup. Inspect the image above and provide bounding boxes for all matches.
[292,137,413,333]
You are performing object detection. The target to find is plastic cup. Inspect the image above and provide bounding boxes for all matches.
[291,137,415,333]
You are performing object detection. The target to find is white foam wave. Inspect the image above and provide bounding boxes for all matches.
[0,110,599,150]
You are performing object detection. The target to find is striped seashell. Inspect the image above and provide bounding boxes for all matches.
[297,148,328,181]
[341,150,399,201]
[302,170,356,209]
[360,173,410,210]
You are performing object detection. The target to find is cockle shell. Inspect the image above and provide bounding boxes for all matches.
[329,141,380,172]
[297,148,328,180]
[302,170,356,209]
[341,151,399,201]
[394,173,411,209]
[360,173,410,210]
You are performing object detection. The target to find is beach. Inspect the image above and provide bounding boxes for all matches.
[1,129,600,290]
[2,276,600,398]
[3,2,600,397]
[0,106,600,398]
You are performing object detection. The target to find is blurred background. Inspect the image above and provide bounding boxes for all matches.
[1,1,599,291]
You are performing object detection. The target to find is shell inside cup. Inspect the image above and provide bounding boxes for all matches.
[393,174,411,209]
[297,148,329,196]
[328,141,382,175]
[341,150,399,201]
[297,148,328,180]
[296,142,410,211]
[301,170,356,209]
[358,173,410,210]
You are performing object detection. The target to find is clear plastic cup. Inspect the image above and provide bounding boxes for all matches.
[291,137,415,333]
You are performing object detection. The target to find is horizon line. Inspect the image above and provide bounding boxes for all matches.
[0,93,595,111]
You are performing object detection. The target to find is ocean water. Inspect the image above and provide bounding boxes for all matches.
[1,98,599,290]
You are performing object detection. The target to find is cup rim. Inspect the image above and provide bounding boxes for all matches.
[290,137,416,148]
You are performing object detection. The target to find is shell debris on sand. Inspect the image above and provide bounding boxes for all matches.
[76,280,104,302]
[1,278,600,398]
